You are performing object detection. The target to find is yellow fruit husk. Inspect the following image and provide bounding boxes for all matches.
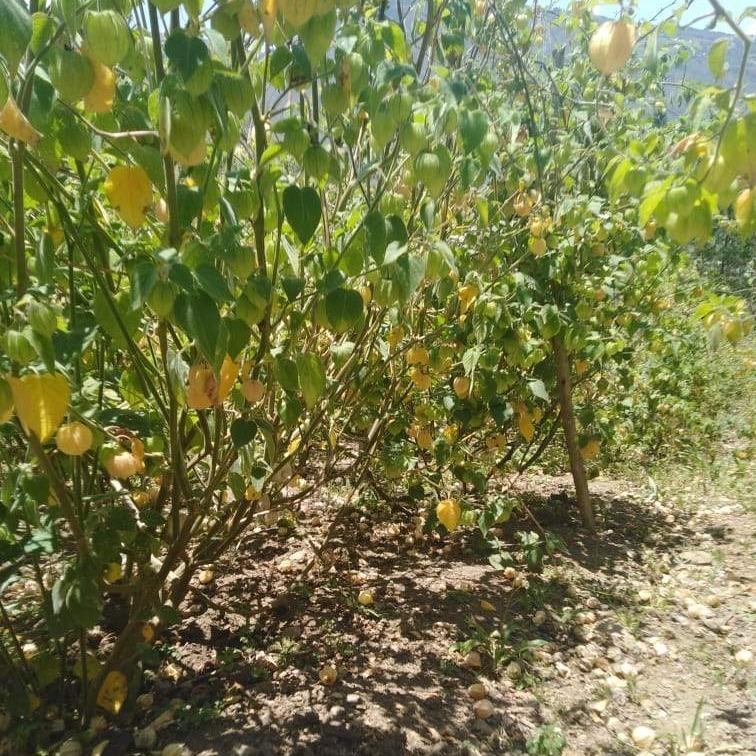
[56,421,94,455]
[518,404,535,443]
[387,325,404,349]
[187,356,238,409]
[453,376,470,399]
[436,498,461,532]
[442,424,458,443]
[416,428,433,449]
[104,165,153,229]
[83,56,115,114]
[734,188,753,230]
[407,345,430,366]
[104,562,122,582]
[458,283,479,314]
[242,377,265,403]
[588,20,636,76]
[239,1,260,34]
[410,367,432,391]
[261,0,278,42]
[279,0,316,27]
[96,671,128,714]
[9,373,70,442]
[0,97,42,146]
[104,449,145,479]
[169,136,207,167]
[357,590,373,606]
[580,438,601,461]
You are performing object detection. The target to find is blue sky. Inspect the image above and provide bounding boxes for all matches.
[589,0,756,33]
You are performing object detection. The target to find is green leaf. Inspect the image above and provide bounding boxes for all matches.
[707,38,728,80]
[183,291,221,364]
[131,260,158,308]
[528,379,549,402]
[165,30,208,82]
[639,179,671,227]
[364,210,387,263]
[283,185,321,245]
[275,356,299,394]
[386,248,426,302]
[92,290,141,350]
[282,275,305,302]
[325,288,363,333]
[230,418,257,448]
[296,352,326,409]
[0,0,32,75]
[226,318,251,359]
[195,263,232,302]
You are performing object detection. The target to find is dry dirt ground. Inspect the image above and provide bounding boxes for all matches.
[71,469,756,756]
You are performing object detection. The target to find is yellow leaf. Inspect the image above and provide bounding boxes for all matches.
[218,355,239,401]
[96,670,128,714]
[0,97,42,146]
[517,405,534,443]
[104,165,153,229]
[0,377,12,423]
[9,373,70,442]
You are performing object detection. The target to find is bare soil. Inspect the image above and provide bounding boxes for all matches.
[101,470,756,756]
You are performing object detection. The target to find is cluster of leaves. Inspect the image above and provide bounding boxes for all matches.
[0,0,752,739]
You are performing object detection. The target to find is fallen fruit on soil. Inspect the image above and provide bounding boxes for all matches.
[357,589,374,606]
[198,569,214,585]
[463,650,482,669]
[319,664,338,685]
[473,698,494,719]
[467,682,487,700]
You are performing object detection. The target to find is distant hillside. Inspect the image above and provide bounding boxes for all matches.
[540,12,756,100]
[666,24,756,92]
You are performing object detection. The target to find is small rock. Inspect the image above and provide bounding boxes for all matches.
[134,727,157,750]
[637,589,652,603]
[680,551,712,566]
[631,725,656,748]
[56,740,82,756]
[345,694,361,705]
[328,705,346,720]
[734,649,753,665]
[607,716,623,734]
[161,745,191,756]
[616,661,638,679]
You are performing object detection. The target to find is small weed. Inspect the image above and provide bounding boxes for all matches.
[174,700,222,730]
[268,636,302,668]
[525,724,566,755]
[453,616,547,670]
